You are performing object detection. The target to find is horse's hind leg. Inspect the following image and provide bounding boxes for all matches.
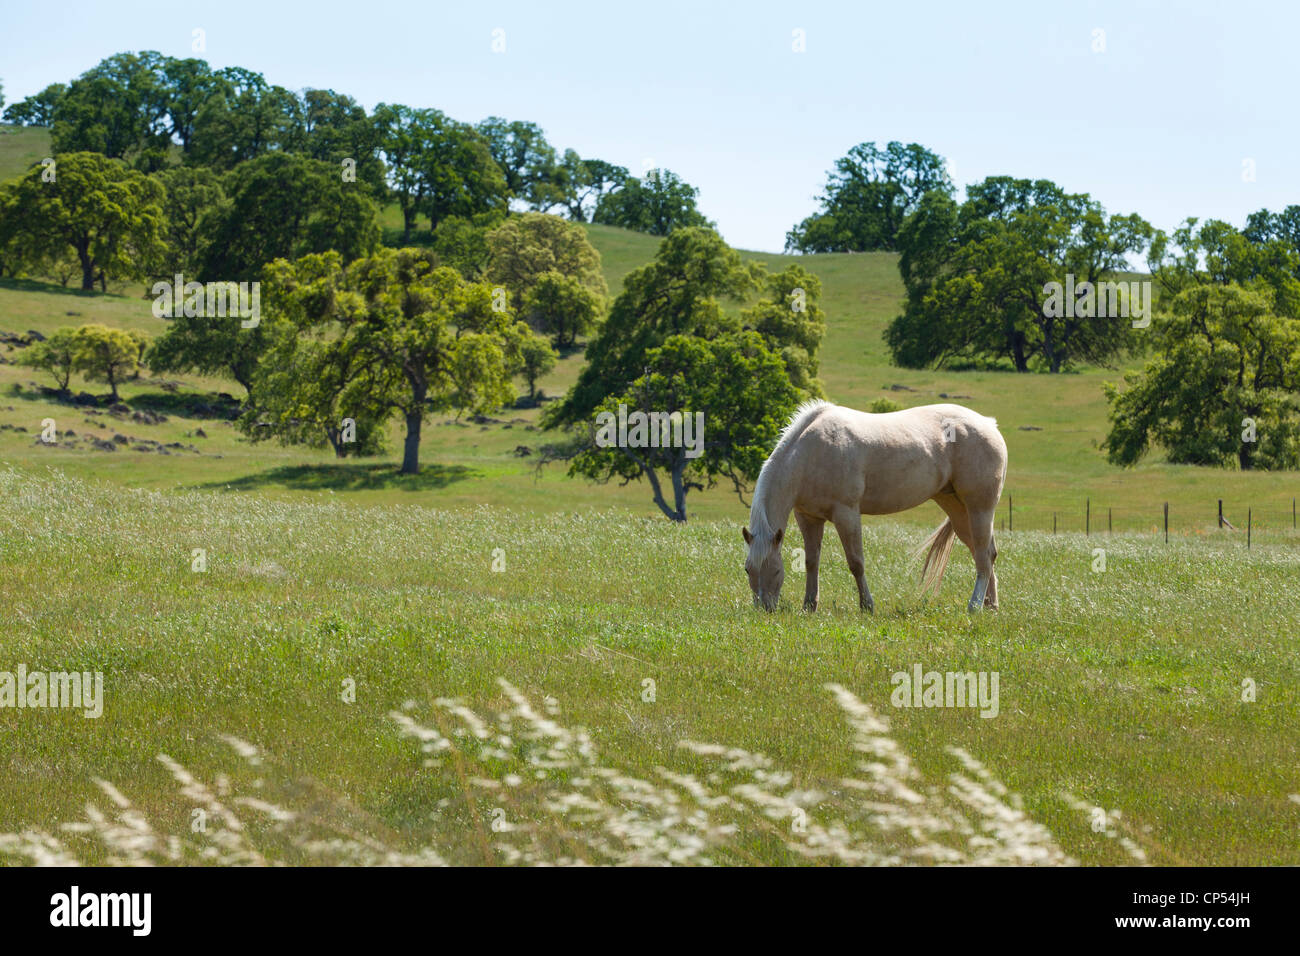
[965,507,997,612]
[984,533,998,609]
[832,505,874,613]
[794,511,825,612]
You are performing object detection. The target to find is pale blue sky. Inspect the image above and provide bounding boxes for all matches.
[2,0,1295,252]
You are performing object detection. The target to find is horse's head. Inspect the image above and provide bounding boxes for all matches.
[742,526,784,611]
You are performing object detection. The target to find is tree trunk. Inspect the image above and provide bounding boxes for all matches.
[1012,332,1029,372]
[327,428,346,458]
[401,408,423,474]
[78,246,95,291]
[669,459,688,522]
[402,206,415,244]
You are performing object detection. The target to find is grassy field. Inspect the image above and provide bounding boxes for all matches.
[1,123,1298,865]
[0,468,1296,865]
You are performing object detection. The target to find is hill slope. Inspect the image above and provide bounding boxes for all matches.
[0,208,1294,533]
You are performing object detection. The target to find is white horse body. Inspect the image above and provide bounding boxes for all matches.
[743,400,1008,612]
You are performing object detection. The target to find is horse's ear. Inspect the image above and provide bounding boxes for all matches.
[773,528,783,547]
[742,527,753,545]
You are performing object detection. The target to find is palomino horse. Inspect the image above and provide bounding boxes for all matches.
[742,401,1007,613]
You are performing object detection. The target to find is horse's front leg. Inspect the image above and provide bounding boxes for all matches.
[795,512,825,611]
[832,506,874,614]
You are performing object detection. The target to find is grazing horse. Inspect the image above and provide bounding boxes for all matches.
[742,400,1007,613]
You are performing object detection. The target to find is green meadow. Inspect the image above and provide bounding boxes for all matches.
[1,123,1297,865]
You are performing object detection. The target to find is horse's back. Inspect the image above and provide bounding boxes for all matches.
[790,403,1005,516]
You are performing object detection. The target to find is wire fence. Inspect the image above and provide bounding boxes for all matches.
[997,495,1300,547]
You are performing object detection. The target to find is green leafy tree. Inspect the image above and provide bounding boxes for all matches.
[485,212,608,305]
[146,305,271,396]
[238,257,391,456]
[521,271,603,349]
[428,214,499,280]
[188,67,301,169]
[556,153,627,221]
[15,327,82,392]
[886,177,1151,372]
[1103,283,1300,470]
[51,52,173,169]
[785,142,952,253]
[1148,216,1300,318]
[126,328,150,375]
[739,264,827,393]
[2,83,67,126]
[241,332,390,457]
[375,105,507,240]
[257,248,536,474]
[546,227,824,447]
[155,57,222,153]
[1243,205,1300,253]
[475,117,559,209]
[420,119,508,233]
[516,333,557,401]
[0,151,166,290]
[545,227,759,428]
[155,165,225,277]
[294,88,386,193]
[562,332,800,522]
[373,103,434,241]
[199,153,380,281]
[74,324,148,401]
[592,168,711,236]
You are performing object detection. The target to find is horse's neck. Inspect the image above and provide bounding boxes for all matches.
[755,453,796,534]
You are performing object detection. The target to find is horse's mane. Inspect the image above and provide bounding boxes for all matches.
[748,399,832,542]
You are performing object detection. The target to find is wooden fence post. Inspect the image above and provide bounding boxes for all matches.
[1086,499,1090,537]
[1164,502,1169,544]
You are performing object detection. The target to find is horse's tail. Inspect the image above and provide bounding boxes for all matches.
[916,518,956,594]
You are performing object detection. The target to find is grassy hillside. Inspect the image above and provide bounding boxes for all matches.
[2,217,1296,534]
[0,125,50,182]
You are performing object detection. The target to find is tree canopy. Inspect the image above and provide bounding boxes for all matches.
[785,141,952,253]
[248,248,546,474]
[592,168,711,236]
[885,177,1152,372]
[198,152,380,281]
[565,332,801,521]
[0,151,166,290]
[1103,219,1300,470]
